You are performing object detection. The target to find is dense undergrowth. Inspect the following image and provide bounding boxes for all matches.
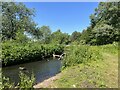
[2,41,64,66]
[1,71,35,89]
[62,42,118,69]
[62,45,103,68]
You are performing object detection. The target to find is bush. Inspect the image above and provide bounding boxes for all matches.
[1,71,35,89]
[62,45,102,68]
[17,71,35,89]
[1,76,15,89]
[2,41,64,66]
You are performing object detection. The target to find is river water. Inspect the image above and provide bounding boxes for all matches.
[2,58,62,85]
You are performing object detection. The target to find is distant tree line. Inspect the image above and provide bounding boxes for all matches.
[80,2,120,45]
[1,2,119,45]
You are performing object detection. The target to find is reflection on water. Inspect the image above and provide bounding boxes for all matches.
[2,58,62,85]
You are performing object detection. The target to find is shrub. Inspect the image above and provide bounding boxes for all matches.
[17,71,35,89]
[1,71,35,89]
[62,45,102,68]
[2,41,64,66]
[1,76,15,89]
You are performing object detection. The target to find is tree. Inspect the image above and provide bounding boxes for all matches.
[15,28,29,44]
[80,26,95,45]
[86,2,120,45]
[93,23,114,45]
[40,26,51,44]
[2,2,37,41]
[50,29,70,44]
[30,26,52,44]
[70,31,81,42]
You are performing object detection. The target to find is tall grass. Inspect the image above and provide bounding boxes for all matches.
[98,42,118,55]
[62,45,102,68]
[62,42,118,69]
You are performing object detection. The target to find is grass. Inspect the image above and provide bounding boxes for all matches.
[48,53,118,88]
[62,45,102,68]
[36,43,118,88]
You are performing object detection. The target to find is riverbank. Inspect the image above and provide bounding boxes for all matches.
[33,73,61,88]
[2,58,62,87]
[2,41,64,66]
[2,43,118,88]
[33,52,118,88]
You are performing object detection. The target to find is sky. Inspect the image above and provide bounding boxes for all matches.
[24,2,99,34]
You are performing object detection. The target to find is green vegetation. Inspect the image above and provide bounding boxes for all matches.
[1,71,35,89]
[40,43,118,88]
[1,76,15,89]
[1,2,119,89]
[2,2,119,45]
[80,2,119,45]
[62,42,118,69]
[2,41,64,66]
[62,45,102,68]
[17,71,35,88]
[98,42,118,55]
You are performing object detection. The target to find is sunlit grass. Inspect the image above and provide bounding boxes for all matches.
[46,43,118,88]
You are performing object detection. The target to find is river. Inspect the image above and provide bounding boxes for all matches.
[2,58,62,85]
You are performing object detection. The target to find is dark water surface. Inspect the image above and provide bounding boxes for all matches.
[2,58,62,85]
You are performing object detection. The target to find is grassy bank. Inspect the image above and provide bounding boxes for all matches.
[2,41,64,66]
[34,43,118,88]
[49,54,118,88]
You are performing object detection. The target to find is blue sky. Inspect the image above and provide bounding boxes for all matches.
[24,2,99,34]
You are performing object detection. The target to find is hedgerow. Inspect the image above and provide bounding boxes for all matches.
[2,41,64,66]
